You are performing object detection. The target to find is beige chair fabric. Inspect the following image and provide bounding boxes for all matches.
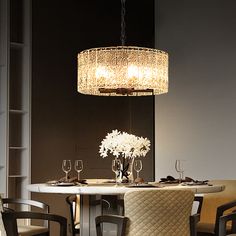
[0,197,7,236]
[198,180,236,234]
[124,189,194,236]
[18,225,48,236]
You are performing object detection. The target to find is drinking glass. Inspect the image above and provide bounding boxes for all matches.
[112,159,121,185]
[134,159,142,179]
[62,160,71,181]
[74,160,83,181]
[175,160,185,183]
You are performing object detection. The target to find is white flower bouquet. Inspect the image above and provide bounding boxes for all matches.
[99,130,151,159]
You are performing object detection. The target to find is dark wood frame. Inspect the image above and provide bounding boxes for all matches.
[95,215,128,236]
[190,196,203,236]
[219,212,236,236]
[2,198,51,235]
[194,196,203,214]
[214,200,236,235]
[2,198,49,212]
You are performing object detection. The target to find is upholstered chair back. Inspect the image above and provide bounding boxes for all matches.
[124,189,194,236]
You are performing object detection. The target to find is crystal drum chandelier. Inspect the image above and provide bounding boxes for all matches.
[77,0,168,96]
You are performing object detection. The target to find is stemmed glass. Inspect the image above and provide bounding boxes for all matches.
[175,160,185,183]
[74,160,83,181]
[134,159,142,179]
[62,160,71,182]
[112,159,121,185]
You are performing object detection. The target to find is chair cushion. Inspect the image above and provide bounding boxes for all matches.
[197,221,232,235]
[197,222,215,234]
[18,225,48,236]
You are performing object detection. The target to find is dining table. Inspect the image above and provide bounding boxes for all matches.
[27,180,225,236]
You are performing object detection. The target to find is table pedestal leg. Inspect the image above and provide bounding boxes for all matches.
[80,195,90,236]
[80,195,103,236]
[80,195,124,236]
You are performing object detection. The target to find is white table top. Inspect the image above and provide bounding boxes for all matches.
[27,182,225,195]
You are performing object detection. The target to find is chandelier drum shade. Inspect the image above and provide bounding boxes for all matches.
[77,46,168,96]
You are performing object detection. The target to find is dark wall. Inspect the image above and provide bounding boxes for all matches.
[32,1,155,184]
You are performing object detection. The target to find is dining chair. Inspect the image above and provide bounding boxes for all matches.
[197,180,236,236]
[2,198,50,236]
[218,212,236,236]
[96,189,199,236]
[2,211,67,236]
[198,200,236,236]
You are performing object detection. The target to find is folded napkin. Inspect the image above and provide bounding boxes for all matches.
[160,175,179,184]
[160,176,209,185]
[181,177,209,186]
[61,176,87,184]
[47,176,87,185]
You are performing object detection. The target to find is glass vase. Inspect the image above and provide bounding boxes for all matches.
[116,156,134,183]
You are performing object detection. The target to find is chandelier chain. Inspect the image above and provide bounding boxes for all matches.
[120,0,126,46]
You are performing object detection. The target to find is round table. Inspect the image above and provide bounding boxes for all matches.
[27,182,224,195]
[27,182,225,236]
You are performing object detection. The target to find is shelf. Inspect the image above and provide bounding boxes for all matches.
[9,109,27,114]
[1,0,31,200]
[9,175,27,178]
[10,42,25,49]
[9,146,26,150]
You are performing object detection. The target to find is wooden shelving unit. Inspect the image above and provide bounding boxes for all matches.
[0,0,31,201]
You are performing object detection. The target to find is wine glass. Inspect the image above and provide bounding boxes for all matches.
[74,160,83,181]
[134,159,142,179]
[62,160,71,182]
[175,160,185,183]
[112,159,121,185]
